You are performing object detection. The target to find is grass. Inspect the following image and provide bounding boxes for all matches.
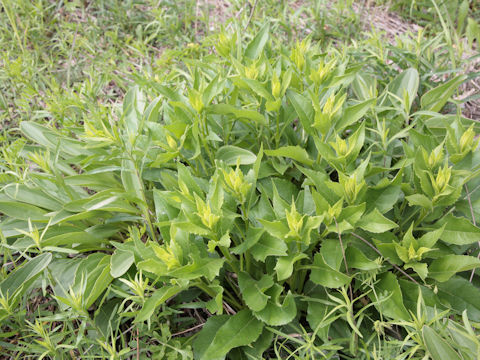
[0,0,479,359]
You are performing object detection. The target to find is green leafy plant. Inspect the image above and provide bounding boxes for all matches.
[1,1,480,359]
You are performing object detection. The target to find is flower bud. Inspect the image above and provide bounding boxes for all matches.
[195,196,220,229]
[290,40,308,71]
[460,126,475,153]
[285,202,304,239]
[216,33,231,57]
[166,134,177,150]
[222,167,251,203]
[153,243,180,270]
[434,163,451,194]
[343,174,364,204]
[188,88,204,113]
[426,145,444,169]
[309,58,336,85]
[330,135,349,157]
[245,63,258,80]
[271,73,281,98]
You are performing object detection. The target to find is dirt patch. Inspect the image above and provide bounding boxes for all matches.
[353,1,422,41]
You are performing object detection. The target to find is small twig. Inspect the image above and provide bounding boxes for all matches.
[223,301,237,315]
[351,232,420,285]
[244,0,259,30]
[465,184,479,282]
[171,323,205,337]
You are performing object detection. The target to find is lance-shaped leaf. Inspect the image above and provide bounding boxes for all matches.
[0,201,48,221]
[429,255,480,282]
[431,214,480,245]
[194,310,263,359]
[357,208,398,233]
[286,90,314,135]
[244,23,270,59]
[335,98,375,131]
[208,104,266,125]
[420,75,467,112]
[436,276,480,322]
[370,272,410,321]
[135,284,185,322]
[110,249,134,278]
[216,145,257,165]
[310,253,351,288]
[167,257,225,281]
[265,146,313,166]
[258,219,289,239]
[422,325,462,360]
[0,252,52,300]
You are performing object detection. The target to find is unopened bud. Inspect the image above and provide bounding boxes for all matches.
[272,73,281,98]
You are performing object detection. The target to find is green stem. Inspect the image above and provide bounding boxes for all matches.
[130,154,157,242]
[219,246,240,274]
[413,208,429,228]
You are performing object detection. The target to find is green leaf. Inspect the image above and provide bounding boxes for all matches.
[168,257,225,281]
[245,24,270,59]
[0,252,52,298]
[346,247,381,271]
[238,272,274,312]
[231,227,265,255]
[242,78,274,101]
[258,219,289,239]
[437,276,480,322]
[121,158,144,203]
[0,201,47,221]
[136,285,185,322]
[4,184,63,210]
[202,75,225,105]
[123,85,145,134]
[406,194,433,209]
[366,185,401,213]
[275,253,308,281]
[208,104,266,125]
[195,310,264,359]
[310,253,351,288]
[250,234,288,262]
[420,75,467,112]
[110,249,134,278]
[286,90,314,135]
[216,145,257,165]
[253,284,296,326]
[433,214,480,245]
[85,261,114,308]
[72,254,114,308]
[386,68,419,112]
[429,255,480,282]
[306,286,331,339]
[335,98,375,131]
[370,272,410,321]
[242,329,274,359]
[422,325,462,360]
[357,208,398,233]
[193,315,227,360]
[265,146,313,166]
